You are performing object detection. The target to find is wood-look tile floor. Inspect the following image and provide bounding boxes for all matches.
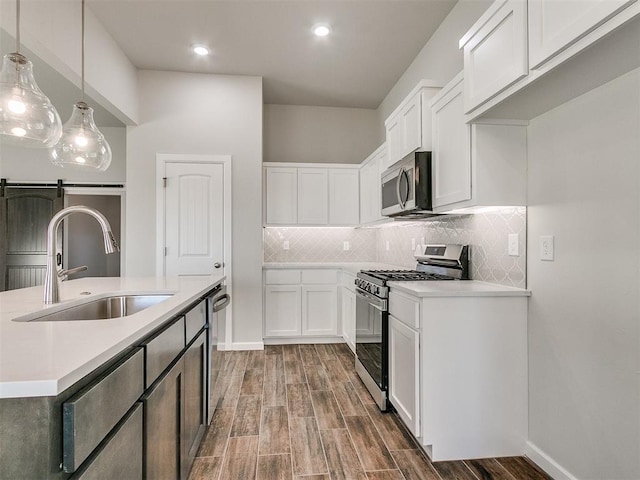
[190,343,553,480]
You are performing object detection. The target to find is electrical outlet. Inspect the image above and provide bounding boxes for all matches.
[385,240,390,251]
[411,238,416,250]
[508,234,519,256]
[283,240,289,251]
[343,241,350,251]
[540,235,554,261]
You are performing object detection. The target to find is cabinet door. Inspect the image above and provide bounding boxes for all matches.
[432,76,471,209]
[359,160,372,224]
[265,167,298,224]
[182,331,207,479]
[528,0,636,68]
[144,358,185,480]
[341,287,356,353]
[298,169,328,224]
[389,315,420,436]
[329,169,359,225]
[264,285,302,337]
[462,0,528,113]
[301,285,337,336]
[401,93,422,157]
[385,115,402,168]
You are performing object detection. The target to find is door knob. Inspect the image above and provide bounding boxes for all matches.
[214,262,222,269]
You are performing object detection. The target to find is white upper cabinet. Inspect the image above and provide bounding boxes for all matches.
[328,169,360,225]
[264,164,359,226]
[359,144,385,225]
[265,167,297,224]
[528,0,637,69]
[430,73,527,213]
[431,74,472,209]
[298,169,328,224]
[461,0,640,121]
[384,82,441,170]
[460,0,528,113]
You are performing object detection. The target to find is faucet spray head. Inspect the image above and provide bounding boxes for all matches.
[104,230,119,254]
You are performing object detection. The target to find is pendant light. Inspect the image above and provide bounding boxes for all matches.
[50,0,111,171]
[0,0,62,147]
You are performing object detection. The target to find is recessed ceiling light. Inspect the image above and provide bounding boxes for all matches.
[192,44,210,56]
[312,24,331,37]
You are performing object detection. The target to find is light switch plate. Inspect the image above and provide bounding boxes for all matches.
[343,241,350,251]
[508,234,519,256]
[540,235,554,261]
[283,240,289,250]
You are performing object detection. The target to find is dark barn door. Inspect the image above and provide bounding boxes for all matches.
[0,188,64,291]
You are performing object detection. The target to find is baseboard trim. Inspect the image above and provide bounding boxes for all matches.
[263,336,344,345]
[526,441,579,480]
[228,341,264,351]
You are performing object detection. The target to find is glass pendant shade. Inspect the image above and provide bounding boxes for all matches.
[0,53,62,148]
[50,101,111,171]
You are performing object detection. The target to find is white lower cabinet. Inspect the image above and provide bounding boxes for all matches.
[264,269,339,339]
[388,289,528,462]
[302,285,337,336]
[389,314,420,436]
[341,286,356,353]
[264,285,301,337]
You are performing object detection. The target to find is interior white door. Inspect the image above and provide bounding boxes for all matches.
[164,162,224,276]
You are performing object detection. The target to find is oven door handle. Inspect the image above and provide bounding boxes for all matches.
[355,287,386,311]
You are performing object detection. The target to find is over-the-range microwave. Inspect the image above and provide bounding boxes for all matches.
[381,151,439,219]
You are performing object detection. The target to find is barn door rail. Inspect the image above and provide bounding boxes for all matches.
[0,179,124,197]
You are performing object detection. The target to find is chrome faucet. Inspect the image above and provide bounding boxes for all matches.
[43,206,120,304]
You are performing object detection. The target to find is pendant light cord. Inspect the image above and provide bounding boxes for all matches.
[15,0,20,52]
[81,0,85,102]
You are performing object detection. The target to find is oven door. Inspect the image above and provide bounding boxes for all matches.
[355,287,388,411]
[381,164,415,217]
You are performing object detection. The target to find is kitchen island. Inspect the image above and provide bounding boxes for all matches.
[0,275,224,479]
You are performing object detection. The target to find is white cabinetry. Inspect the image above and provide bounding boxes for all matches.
[460,0,640,121]
[460,0,528,113]
[340,271,357,353]
[264,269,339,340]
[528,0,636,68]
[298,169,328,224]
[384,82,441,170]
[264,164,359,226]
[265,168,297,224]
[359,144,385,225]
[430,72,527,213]
[329,169,360,225]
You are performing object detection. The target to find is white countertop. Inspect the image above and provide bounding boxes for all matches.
[388,280,530,297]
[263,262,407,275]
[0,275,224,399]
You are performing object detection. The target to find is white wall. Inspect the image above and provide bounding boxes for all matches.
[0,1,138,124]
[527,68,640,480]
[375,0,492,139]
[126,70,263,346]
[264,104,379,164]
[0,127,126,183]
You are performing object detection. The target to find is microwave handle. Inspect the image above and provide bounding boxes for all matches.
[396,168,409,209]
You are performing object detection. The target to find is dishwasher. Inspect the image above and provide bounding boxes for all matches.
[206,284,231,423]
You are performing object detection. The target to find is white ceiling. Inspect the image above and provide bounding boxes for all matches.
[89,0,457,109]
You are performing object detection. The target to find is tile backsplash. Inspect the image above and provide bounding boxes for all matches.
[263,227,377,263]
[263,207,527,288]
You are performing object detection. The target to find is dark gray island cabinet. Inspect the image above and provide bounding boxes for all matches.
[0,292,213,480]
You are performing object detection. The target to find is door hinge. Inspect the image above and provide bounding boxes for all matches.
[162,177,167,188]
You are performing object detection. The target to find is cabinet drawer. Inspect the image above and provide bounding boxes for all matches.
[185,300,206,344]
[341,272,356,290]
[265,269,301,285]
[70,403,143,480]
[63,348,144,472]
[389,291,420,329]
[143,317,186,388]
[301,269,338,284]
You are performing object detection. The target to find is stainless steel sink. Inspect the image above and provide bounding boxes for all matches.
[16,294,173,322]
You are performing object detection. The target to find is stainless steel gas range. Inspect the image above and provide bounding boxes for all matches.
[354,244,469,411]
